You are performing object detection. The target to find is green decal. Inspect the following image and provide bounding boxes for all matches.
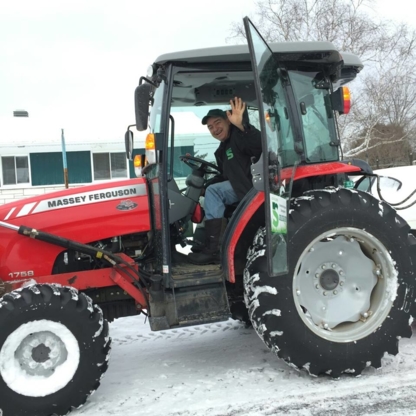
[270,194,287,234]
[272,201,279,230]
[343,180,355,189]
[226,148,234,160]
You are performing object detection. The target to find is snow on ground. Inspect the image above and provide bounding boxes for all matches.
[75,316,416,416]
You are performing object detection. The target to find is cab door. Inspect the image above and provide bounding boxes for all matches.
[244,17,292,276]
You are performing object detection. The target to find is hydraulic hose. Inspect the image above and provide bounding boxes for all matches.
[375,175,416,210]
[18,225,116,262]
[0,221,149,308]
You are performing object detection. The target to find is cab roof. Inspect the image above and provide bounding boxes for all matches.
[154,42,363,71]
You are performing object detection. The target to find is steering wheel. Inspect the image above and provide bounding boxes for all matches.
[179,155,220,175]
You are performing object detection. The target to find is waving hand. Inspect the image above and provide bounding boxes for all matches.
[226,97,246,131]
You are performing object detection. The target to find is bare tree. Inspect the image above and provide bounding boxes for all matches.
[345,123,412,168]
[342,56,416,158]
[229,0,416,166]
[229,0,389,60]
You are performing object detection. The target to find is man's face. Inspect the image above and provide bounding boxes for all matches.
[206,116,231,141]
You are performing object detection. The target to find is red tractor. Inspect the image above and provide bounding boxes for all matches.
[0,19,415,416]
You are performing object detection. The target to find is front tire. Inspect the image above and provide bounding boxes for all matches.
[0,284,111,416]
[244,188,416,377]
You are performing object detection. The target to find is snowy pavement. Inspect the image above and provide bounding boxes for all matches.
[75,316,416,416]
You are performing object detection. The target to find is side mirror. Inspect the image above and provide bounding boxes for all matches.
[135,83,153,131]
[125,130,134,161]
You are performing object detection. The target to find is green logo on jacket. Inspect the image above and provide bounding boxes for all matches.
[226,148,234,160]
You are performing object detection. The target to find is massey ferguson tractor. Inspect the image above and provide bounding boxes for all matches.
[0,18,415,416]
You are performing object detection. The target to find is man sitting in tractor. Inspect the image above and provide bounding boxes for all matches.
[188,97,262,265]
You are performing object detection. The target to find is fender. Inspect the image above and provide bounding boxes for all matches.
[222,189,263,283]
[279,161,361,181]
[222,162,362,282]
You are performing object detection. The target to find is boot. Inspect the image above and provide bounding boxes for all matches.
[188,218,223,265]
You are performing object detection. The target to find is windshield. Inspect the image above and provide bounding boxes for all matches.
[167,104,263,187]
[165,70,263,188]
[289,71,339,163]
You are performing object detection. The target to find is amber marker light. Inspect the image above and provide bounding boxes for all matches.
[145,133,156,164]
[145,133,155,150]
[265,110,275,131]
[133,155,143,177]
[133,155,142,168]
[342,87,351,114]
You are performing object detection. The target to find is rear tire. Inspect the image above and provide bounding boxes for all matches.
[244,188,416,377]
[0,284,111,416]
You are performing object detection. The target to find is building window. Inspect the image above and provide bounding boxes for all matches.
[2,156,30,185]
[93,152,127,180]
[30,151,92,186]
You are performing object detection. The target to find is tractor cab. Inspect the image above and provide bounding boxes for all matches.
[127,19,364,330]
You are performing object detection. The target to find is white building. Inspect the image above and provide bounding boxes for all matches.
[0,114,215,204]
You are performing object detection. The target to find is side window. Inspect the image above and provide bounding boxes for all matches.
[289,71,339,163]
[93,152,127,180]
[1,156,30,186]
[301,89,336,162]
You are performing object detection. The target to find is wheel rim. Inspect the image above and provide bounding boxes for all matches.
[0,320,80,397]
[293,227,397,343]
[15,330,68,377]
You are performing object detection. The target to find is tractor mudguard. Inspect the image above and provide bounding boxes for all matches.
[222,161,363,283]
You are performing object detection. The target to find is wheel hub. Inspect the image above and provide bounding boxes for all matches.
[318,267,340,291]
[31,344,51,363]
[14,330,68,377]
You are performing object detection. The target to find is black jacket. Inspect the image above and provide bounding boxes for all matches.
[213,124,262,201]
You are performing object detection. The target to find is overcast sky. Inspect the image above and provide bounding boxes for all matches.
[0,0,413,143]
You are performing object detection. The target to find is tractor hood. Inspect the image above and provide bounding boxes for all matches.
[0,179,148,223]
[0,178,151,279]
